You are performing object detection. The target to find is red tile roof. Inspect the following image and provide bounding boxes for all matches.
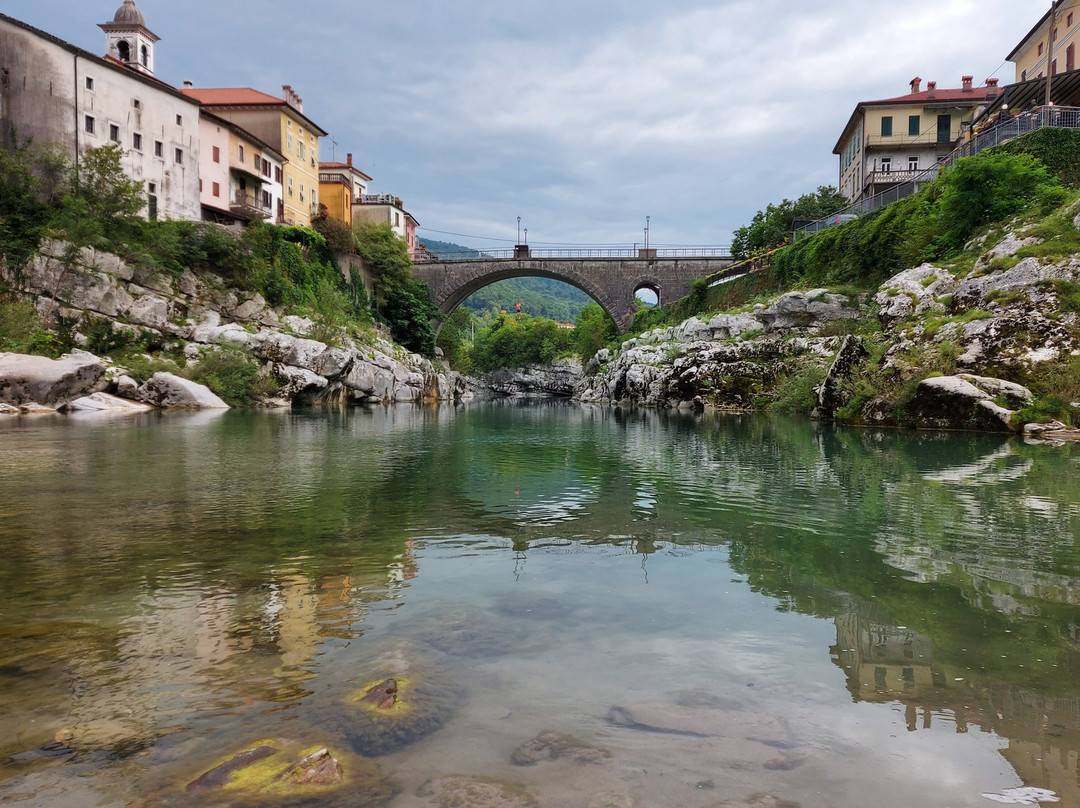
[181,87,284,106]
[871,87,993,104]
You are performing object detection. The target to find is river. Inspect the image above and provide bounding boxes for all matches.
[1,404,1078,808]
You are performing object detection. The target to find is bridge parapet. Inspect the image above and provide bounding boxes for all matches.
[414,246,732,262]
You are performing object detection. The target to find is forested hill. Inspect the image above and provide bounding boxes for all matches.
[419,239,592,323]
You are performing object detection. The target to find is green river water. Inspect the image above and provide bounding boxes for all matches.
[0,403,1078,808]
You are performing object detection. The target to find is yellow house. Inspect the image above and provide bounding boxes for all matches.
[181,84,327,227]
[833,77,995,203]
[1009,0,1080,83]
[318,153,372,227]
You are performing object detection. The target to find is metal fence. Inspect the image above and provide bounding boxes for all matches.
[795,106,1080,239]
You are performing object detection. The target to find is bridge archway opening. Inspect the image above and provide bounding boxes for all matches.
[432,272,621,337]
[634,284,660,308]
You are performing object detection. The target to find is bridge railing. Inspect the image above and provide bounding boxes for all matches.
[413,246,732,262]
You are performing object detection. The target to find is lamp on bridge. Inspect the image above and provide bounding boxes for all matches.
[514,220,530,259]
[638,215,656,260]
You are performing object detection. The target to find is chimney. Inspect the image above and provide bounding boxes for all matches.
[987,78,1000,98]
[962,75,973,92]
[347,153,353,166]
[927,81,937,99]
[910,77,922,93]
[282,84,303,112]
[182,79,193,89]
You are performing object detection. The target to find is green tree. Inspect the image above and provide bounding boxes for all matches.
[471,312,575,372]
[58,144,144,250]
[731,186,849,260]
[383,279,438,357]
[354,222,412,298]
[436,306,475,371]
[0,141,67,269]
[574,303,617,361]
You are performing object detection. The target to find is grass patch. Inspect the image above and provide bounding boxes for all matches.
[770,363,827,413]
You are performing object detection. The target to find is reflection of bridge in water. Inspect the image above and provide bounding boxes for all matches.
[412,246,739,332]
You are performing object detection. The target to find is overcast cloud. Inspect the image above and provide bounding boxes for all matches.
[8,0,1029,247]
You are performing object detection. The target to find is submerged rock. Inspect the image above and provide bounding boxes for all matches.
[511,729,611,765]
[168,740,393,808]
[338,663,461,757]
[415,775,538,808]
[707,795,801,808]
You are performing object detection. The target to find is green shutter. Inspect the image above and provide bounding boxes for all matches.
[909,115,920,136]
[881,116,893,137]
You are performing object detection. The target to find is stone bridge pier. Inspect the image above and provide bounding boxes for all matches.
[412,257,735,333]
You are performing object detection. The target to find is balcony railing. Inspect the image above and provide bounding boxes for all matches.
[865,168,926,185]
[230,191,271,221]
[359,193,403,207]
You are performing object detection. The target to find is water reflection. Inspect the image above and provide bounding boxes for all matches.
[0,406,1078,806]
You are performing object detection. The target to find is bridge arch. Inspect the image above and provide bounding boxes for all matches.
[430,265,625,334]
[412,255,735,334]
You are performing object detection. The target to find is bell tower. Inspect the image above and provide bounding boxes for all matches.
[99,0,159,76]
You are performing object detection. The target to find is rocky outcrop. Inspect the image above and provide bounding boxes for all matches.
[812,334,869,419]
[482,358,584,397]
[137,373,230,409]
[873,264,958,324]
[0,350,107,409]
[1,240,455,409]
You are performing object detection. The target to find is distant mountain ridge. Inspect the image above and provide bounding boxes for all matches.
[417,239,591,323]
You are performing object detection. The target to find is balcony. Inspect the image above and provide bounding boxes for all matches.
[229,191,272,222]
[359,193,403,207]
[865,132,954,149]
[865,168,929,186]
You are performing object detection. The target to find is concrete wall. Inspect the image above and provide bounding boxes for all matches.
[0,20,79,154]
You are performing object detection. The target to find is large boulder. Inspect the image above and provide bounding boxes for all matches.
[905,375,1031,432]
[0,351,107,408]
[138,373,229,409]
[757,289,858,332]
[62,392,154,413]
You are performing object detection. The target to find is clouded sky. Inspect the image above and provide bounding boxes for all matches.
[9,0,1032,248]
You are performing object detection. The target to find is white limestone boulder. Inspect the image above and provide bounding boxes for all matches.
[874,264,958,324]
[0,350,108,408]
[138,372,229,409]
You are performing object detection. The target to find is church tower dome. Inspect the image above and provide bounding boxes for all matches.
[99,1,159,76]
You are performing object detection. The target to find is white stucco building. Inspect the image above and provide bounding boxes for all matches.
[0,2,201,221]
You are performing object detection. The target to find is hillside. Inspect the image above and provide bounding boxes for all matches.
[420,239,591,323]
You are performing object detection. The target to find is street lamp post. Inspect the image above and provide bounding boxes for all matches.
[645,216,651,251]
[517,216,521,245]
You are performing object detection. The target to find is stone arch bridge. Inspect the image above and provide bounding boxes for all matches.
[412,250,737,333]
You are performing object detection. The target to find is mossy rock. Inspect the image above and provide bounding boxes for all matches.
[159,739,397,808]
[339,670,461,757]
[415,775,539,808]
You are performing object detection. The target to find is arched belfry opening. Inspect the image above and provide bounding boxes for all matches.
[99,0,160,76]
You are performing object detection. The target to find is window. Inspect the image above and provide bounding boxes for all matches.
[132,132,142,151]
[1053,59,1059,75]
[262,158,271,178]
[879,157,892,174]
[262,190,272,208]
[299,183,305,202]
[154,140,163,158]
[109,124,120,143]
[908,115,920,136]
[1069,43,1076,72]
[287,176,294,197]
[238,144,245,163]
[1039,42,1045,56]
[133,98,141,110]
[117,40,130,62]
[298,141,306,160]
[175,114,183,126]
[141,45,149,68]
[299,127,304,137]
[85,115,96,134]
[310,156,316,169]
[212,145,220,163]
[274,166,282,183]
[880,116,893,137]
[212,181,220,197]
[908,156,919,172]
[85,76,94,91]
[174,147,183,164]
[148,192,157,221]
[287,133,293,153]
[1069,12,1074,26]
[1022,69,1028,81]
[394,212,400,226]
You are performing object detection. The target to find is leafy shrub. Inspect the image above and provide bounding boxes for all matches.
[574,303,617,361]
[471,312,575,371]
[185,345,278,408]
[381,279,438,357]
[770,364,826,413]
